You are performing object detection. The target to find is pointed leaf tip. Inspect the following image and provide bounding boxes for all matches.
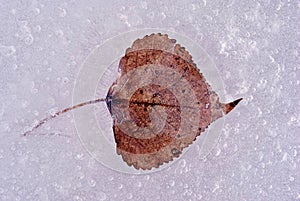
[223,98,243,114]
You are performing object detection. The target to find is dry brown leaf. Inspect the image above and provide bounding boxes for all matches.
[107,33,242,170]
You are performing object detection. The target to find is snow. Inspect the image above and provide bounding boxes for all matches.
[0,0,299,200]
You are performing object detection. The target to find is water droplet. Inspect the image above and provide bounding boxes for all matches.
[0,45,16,57]
[88,179,96,187]
[58,7,67,17]
[223,142,228,149]
[32,119,39,128]
[0,105,3,120]
[10,9,16,15]
[293,149,297,157]
[16,150,22,156]
[11,144,16,151]
[127,193,133,199]
[61,90,70,97]
[282,152,288,161]
[49,108,58,116]
[215,148,221,156]
[108,176,114,181]
[33,110,39,116]
[145,175,150,180]
[169,180,175,186]
[78,172,85,179]
[21,100,29,108]
[19,21,30,34]
[97,191,107,201]
[34,25,41,32]
[31,88,38,94]
[140,1,147,9]
[47,97,55,106]
[73,195,83,201]
[33,8,40,15]
[12,64,18,70]
[179,159,186,167]
[258,151,264,161]
[55,29,64,37]
[25,35,34,45]
[212,182,220,192]
[76,153,84,160]
[62,77,69,84]
[136,181,142,187]
[247,95,253,102]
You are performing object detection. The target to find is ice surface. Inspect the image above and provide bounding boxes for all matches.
[0,0,299,200]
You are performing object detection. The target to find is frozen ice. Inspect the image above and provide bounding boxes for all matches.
[0,0,299,200]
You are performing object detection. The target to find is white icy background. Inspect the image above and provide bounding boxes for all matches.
[0,0,299,200]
